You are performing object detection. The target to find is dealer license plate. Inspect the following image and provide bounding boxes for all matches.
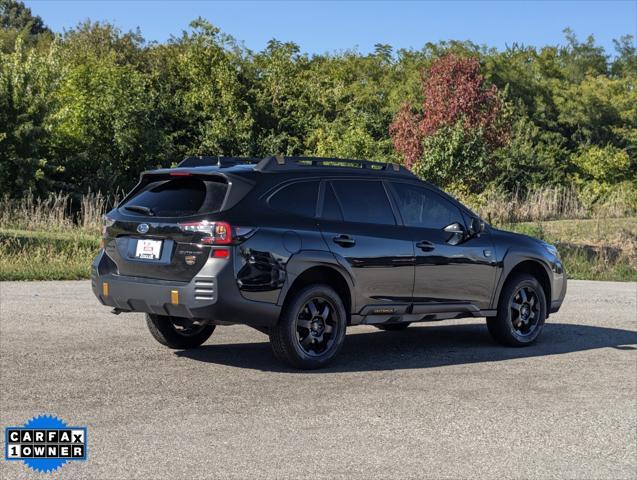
[135,239,163,260]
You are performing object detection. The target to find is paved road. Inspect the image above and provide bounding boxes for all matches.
[0,280,636,479]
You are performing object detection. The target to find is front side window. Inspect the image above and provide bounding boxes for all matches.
[269,181,319,218]
[330,180,396,225]
[390,183,463,229]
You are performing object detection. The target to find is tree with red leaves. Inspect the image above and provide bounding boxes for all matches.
[390,54,510,191]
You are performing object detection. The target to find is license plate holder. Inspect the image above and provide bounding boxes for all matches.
[134,239,163,260]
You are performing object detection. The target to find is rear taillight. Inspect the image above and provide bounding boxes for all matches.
[102,215,115,237]
[178,221,233,245]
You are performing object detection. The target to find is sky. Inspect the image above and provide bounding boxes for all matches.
[25,0,637,55]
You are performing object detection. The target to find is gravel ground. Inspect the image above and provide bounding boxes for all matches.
[0,279,636,479]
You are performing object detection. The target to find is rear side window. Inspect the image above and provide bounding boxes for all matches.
[269,181,319,218]
[331,180,396,225]
[122,177,227,217]
[389,183,463,229]
[321,183,343,221]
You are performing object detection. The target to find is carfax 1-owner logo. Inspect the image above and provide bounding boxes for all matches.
[4,414,87,473]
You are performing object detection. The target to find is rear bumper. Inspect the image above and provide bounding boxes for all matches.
[91,250,280,327]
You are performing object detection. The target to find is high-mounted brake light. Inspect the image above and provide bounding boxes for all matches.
[178,221,233,245]
[170,172,191,177]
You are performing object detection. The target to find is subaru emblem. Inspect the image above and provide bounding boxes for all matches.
[137,223,149,234]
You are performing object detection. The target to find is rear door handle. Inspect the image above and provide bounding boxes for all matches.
[333,235,356,247]
[416,240,435,252]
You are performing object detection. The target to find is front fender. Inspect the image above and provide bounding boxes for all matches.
[491,249,555,309]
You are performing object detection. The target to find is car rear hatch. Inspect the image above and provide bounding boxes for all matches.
[102,169,252,282]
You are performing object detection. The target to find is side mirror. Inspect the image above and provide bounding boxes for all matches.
[468,217,485,238]
[443,222,466,245]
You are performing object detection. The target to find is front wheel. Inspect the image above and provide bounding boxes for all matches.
[487,273,547,346]
[269,285,347,369]
[146,314,215,349]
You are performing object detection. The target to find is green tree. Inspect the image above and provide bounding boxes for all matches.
[0,0,52,52]
[47,22,164,193]
[560,28,608,83]
[0,38,60,196]
[0,13,635,205]
[251,39,312,155]
[157,19,254,157]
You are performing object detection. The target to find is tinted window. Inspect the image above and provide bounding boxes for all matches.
[331,180,395,225]
[122,178,227,217]
[269,181,319,218]
[321,183,343,221]
[390,183,463,229]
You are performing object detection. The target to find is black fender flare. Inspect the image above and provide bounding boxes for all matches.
[278,250,357,311]
[491,249,554,309]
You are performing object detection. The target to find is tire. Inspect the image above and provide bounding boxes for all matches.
[375,322,411,331]
[146,314,215,349]
[269,284,347,369]
[487,273,547,347]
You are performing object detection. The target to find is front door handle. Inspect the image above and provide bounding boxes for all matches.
[416,240,435,252]
[333,235,356,247]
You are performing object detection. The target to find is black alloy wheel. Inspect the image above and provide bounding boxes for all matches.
[269,284,347,369]
[487,273,547,347]
[510,286,541,337]
[295,297,338,356]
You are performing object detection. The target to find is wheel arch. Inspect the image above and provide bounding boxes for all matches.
[494,258,552,311]
[279,258,353,320]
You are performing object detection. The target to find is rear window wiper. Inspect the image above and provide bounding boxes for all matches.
[123,205,155,216]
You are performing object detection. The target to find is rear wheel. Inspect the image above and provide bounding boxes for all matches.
[146,314,215,349]
[269,285,347,369]
[487,273,547,346]
[375,322,411,331]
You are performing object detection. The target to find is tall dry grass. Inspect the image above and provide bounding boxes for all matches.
[0,191,117,235]
[465,186,636,224]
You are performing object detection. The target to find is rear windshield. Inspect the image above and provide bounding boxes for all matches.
[121,177,228,217]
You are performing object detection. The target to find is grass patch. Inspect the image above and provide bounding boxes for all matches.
[0,229,100,281]
[503,217,637,245]
[555,246,635,281]
[503,217,637,281]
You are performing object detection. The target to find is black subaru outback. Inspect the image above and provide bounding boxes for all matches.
[92,156,567,369]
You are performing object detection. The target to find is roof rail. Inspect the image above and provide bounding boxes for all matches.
[255,156,413,176]
[178,156,261,168]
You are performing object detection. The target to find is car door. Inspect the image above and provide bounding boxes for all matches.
[388,181,497,310]
[318,179,415,310]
